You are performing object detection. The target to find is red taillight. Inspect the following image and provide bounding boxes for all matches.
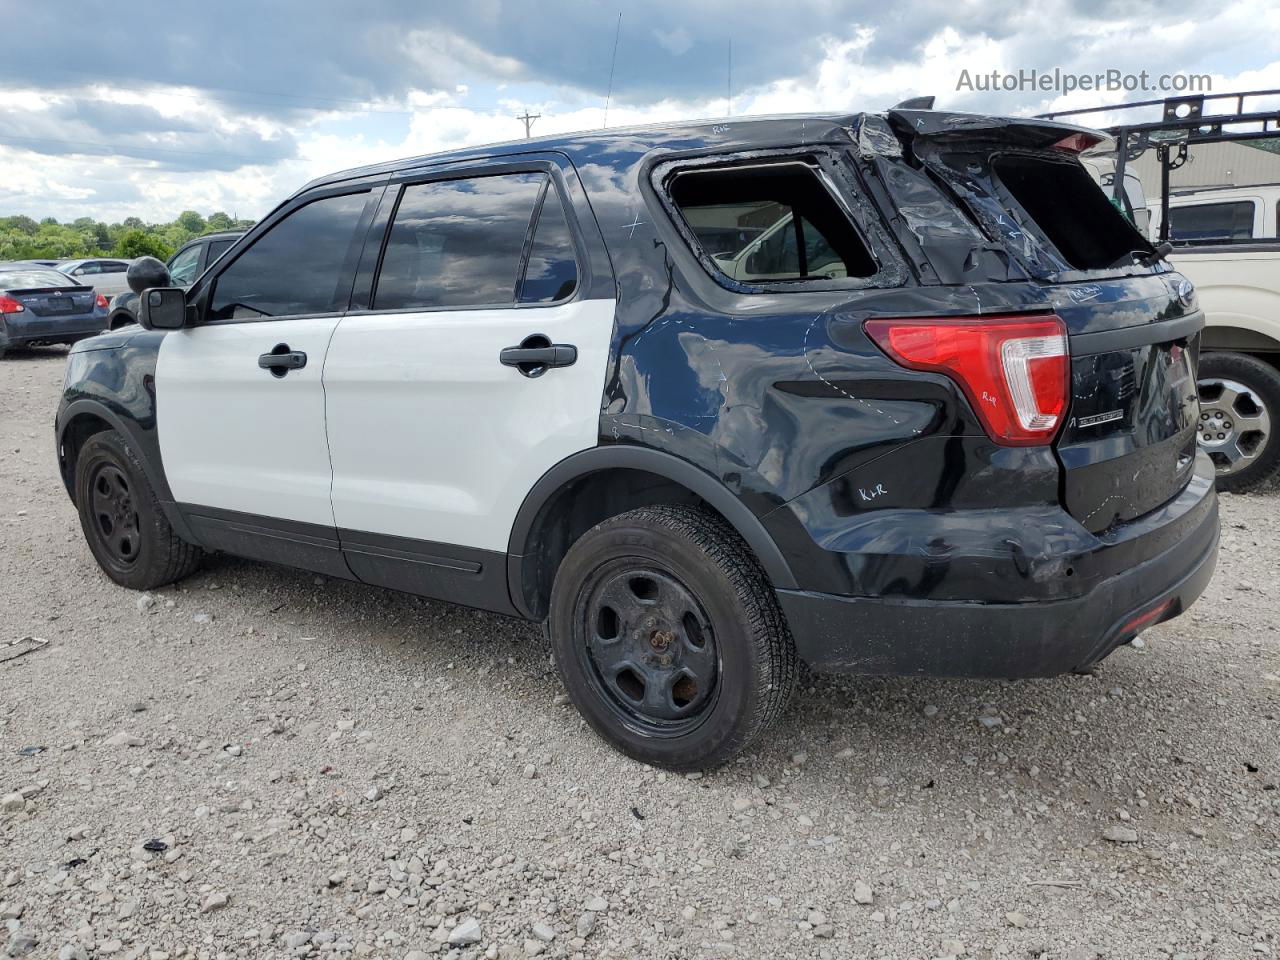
[0,295,25,314]
[95,293,109,309]
[865,314,1070,446]
[1052,132,1105,153]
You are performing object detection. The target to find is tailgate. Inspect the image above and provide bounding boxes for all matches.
[886,110,1200,532]
[1051,276,1202,532]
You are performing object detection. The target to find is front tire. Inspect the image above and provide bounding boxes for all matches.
[1197,352,1280,493]
[547,504,796,770]
[74,430,202,589]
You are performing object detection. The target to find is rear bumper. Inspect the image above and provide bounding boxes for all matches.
[1,315,107,348]
[777,454,1219,678]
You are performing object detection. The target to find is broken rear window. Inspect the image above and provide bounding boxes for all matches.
[669,162,877,284]
[992,154,1149,271]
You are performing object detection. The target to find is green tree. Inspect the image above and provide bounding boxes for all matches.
[176,210,206,234]
[0,215,38,236]
[206,211,234,232]
[114,229,173,260]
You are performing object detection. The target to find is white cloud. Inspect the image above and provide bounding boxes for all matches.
[654,27,694,57]
[3,4,1280,223]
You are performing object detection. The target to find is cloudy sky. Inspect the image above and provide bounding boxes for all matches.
[2,0,1278,223]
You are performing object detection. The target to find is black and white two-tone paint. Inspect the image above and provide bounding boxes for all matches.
[56,106,1220,769]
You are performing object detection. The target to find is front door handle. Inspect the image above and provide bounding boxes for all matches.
[258,344,307,377]
[500,335,577,378]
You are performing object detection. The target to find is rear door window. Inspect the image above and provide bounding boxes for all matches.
[1167,200,1257,242]
[209,191,370,320]
[518,188,578,303]
[99,261,129,273]
[667,161,878,283]
[204,238,236,266]
[374,173,546,310]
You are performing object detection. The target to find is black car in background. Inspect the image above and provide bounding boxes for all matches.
[106,230,243,329]
[0,264,108,358]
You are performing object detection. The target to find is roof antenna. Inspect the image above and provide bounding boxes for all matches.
[726,38,732,117]
[892,95,936,110]
[602,12,622,128]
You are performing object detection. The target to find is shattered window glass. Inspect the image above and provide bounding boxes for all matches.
[669,162,877,283]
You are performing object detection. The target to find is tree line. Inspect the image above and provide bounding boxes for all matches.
[0,211,257,263]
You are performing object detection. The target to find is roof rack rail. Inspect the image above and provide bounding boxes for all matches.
[1034,90,1280,242]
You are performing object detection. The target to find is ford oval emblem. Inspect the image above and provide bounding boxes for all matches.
[1175,277,1195,308]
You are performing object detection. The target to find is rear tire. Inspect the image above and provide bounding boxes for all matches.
[1197,352,1280,493]
[74,430,202,589]
[547,504,796,770]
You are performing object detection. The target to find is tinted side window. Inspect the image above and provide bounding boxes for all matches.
[519,190,578,303]
[100,261,128,273]
[374,173,544,310]
[168,245,203,286]
[205,239,235,265]
[210,191,369,320]
[1168,201,1256,242]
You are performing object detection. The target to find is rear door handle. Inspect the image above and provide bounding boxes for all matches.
[500,336,577,377]
[258,345,307,376]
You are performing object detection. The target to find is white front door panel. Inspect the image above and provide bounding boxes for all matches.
[156,319,341,525]
[324,298,615,552]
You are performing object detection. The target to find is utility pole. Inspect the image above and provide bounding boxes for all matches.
[517,110,540,138]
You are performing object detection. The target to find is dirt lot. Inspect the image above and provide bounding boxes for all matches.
[1,346,1277,960]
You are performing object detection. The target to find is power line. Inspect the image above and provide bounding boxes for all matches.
[516,110,540,138]
[603,12,622,128]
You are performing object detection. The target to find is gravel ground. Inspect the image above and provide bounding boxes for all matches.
[1,346,1278,960]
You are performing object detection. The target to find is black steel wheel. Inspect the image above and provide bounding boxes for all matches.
[88,463,142,568]
[74,429,202,589]
[548,504,797,770]
[577,561,721,737]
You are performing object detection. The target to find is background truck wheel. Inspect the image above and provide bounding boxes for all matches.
[547,504,797,771]
[1197,352,1280,493]
[74,430,203,589]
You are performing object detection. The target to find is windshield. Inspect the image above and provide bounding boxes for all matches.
[0,269,76,289]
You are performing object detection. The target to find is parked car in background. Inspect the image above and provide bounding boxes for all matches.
[106,231,244,329]
[56,108,1217,768]
[0,264,108,357]
[58,258,136,299]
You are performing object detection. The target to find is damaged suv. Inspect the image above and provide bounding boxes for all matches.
[56,105,1218,769]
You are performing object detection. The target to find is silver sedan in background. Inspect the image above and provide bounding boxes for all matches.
[56,258,136,299]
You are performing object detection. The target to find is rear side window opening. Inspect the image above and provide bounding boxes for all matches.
[991,153,1152,271]
[668,161,878,285]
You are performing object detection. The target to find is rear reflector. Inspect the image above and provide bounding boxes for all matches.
[1118,597,1175,637]
[0,295,24,314]
[865,314,1069,446]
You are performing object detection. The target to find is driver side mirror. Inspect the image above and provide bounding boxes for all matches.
[138,288,187,330]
